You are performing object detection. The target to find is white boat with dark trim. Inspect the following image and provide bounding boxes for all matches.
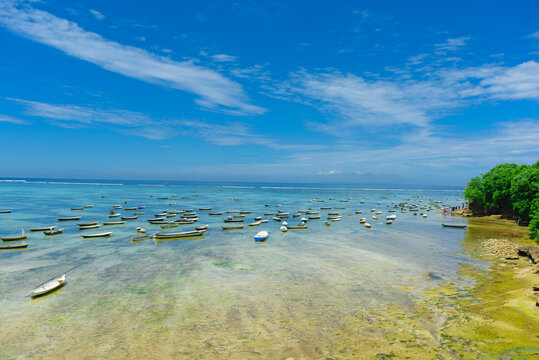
[31,274,66,298]
[254,230,268,242]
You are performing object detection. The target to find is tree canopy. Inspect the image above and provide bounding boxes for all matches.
[464,161,539,242]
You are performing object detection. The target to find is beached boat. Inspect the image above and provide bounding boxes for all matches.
[44,228,63,235]
[103,221,125,225]
[155,230,206,239]
[441,224,467,229]
[58,216,81,221]
[30,225,56,232]
[31,274,66,298]
[222,225,244,230]
[79,224,100,230]
[0,243,29,250]
[81,232,111,238]
[0,210,12,213]
[254,230,268,242]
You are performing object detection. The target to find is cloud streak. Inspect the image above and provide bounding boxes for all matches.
[0,1,264,115]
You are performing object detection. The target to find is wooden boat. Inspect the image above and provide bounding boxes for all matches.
[328,212,340,216]
[226,210,241,213]
[364,223,372,228]
[286,225,308,229]
[386,220,393,225]
[174,220,195,225]
[30,226,56,232]
[259,219,269,223]
[71,207,84,210]
[124,207,137,211]
[0,243,29,250]
[155,230,206,239]
[103,221,124,226]
[196,225,209,231]
[112,205,122,209]
[222,225,244,230]
[264,212,275,216]
[109,213,121,218]
[209,212,223,216]
[155,213,167,217]
[308,215,321,219]
[44,228,63,235]
[254,230,268,242]
[0,210,12,213]
[248,222,261,227]
[441,224,467,229]
[160,223,179,229]
[131,235,153,242]
[2,230,28,241]
[78,221,98,227]
[31,274,66,298]
[355,211,363,214]
[224,218,244,223]
[138,206,146,209]
[81,232,111,238]
[272,217,281,222]
[58,216,81,221]
[136,227,146,233]
[199,207,212,211]
[79,224,100,230]
[306,211,319,214]
[83,205,94,208]
[320,207,332,210]
[121,216,138,220]
[254,216,262,221]
[328,216,342,222]
[359,218,366,223]
[133,212,144,216]
[148,218,168,223]
[240,211,251,214]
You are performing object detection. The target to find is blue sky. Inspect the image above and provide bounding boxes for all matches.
[0,0,538,186]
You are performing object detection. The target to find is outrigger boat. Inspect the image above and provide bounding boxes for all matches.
[31,274,66,298]
[44,228,63,235]
[30,225,56,232]
[2,229,28,241]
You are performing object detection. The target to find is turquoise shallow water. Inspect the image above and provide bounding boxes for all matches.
[0,181,476,358]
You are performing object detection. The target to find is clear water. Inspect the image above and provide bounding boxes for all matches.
[0,181,475,358]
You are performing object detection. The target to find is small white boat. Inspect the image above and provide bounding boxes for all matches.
[31,274,66,298]
[359,218,366,223]
[364,223,371,228]
[254,230,269,242]
[248,222,261,227]
[372,216,378,220]
[81,232,111,238]
[280,226,287,232]
[79,224,100,230]
[30,225,56,232]
[386,220,393,225]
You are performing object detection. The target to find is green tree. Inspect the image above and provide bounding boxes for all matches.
[529,196,539,242]
[482,163,524,214]
[510,161,539,222]
[464,176,485,213]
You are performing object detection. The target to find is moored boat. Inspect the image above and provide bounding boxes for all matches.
[79,224,100,230]
[254,230,269,242]
[58,216,81,221]
[30,225,56,232]
[0,210,12,213]
[44,228,63,235]
[78,221,98,227]
[103,221,125,225]
[441,224,467,228]
[155,230,206,239]
[222,225,244,230]
[81,232,111,238]
[0,243,29,250]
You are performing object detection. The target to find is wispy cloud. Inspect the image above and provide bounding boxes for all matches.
[211,54,237,62]
[317,169,341,175]
[0,114,29,125]
[0,1,264,115]
[434,36,470,52]
[89,9,105,20]
[528,31,539,40]
[278,60,539,136]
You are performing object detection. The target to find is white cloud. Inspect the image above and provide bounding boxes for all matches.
[279,60,539,135]
[0,114,29,124]
[528,31,539,40]
[317,169,342,175]
[434,36,470,51]
[0,2,264,116]
[211,54,237,62]
[89,9,105,20]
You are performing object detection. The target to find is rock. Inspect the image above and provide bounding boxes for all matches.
[536,297,539,307]
[517,245,539,263]
[533,283,539,291]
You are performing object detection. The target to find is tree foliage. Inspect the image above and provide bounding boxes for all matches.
[464,161,539,242]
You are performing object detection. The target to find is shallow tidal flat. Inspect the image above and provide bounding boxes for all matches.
[0,182,537,359]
